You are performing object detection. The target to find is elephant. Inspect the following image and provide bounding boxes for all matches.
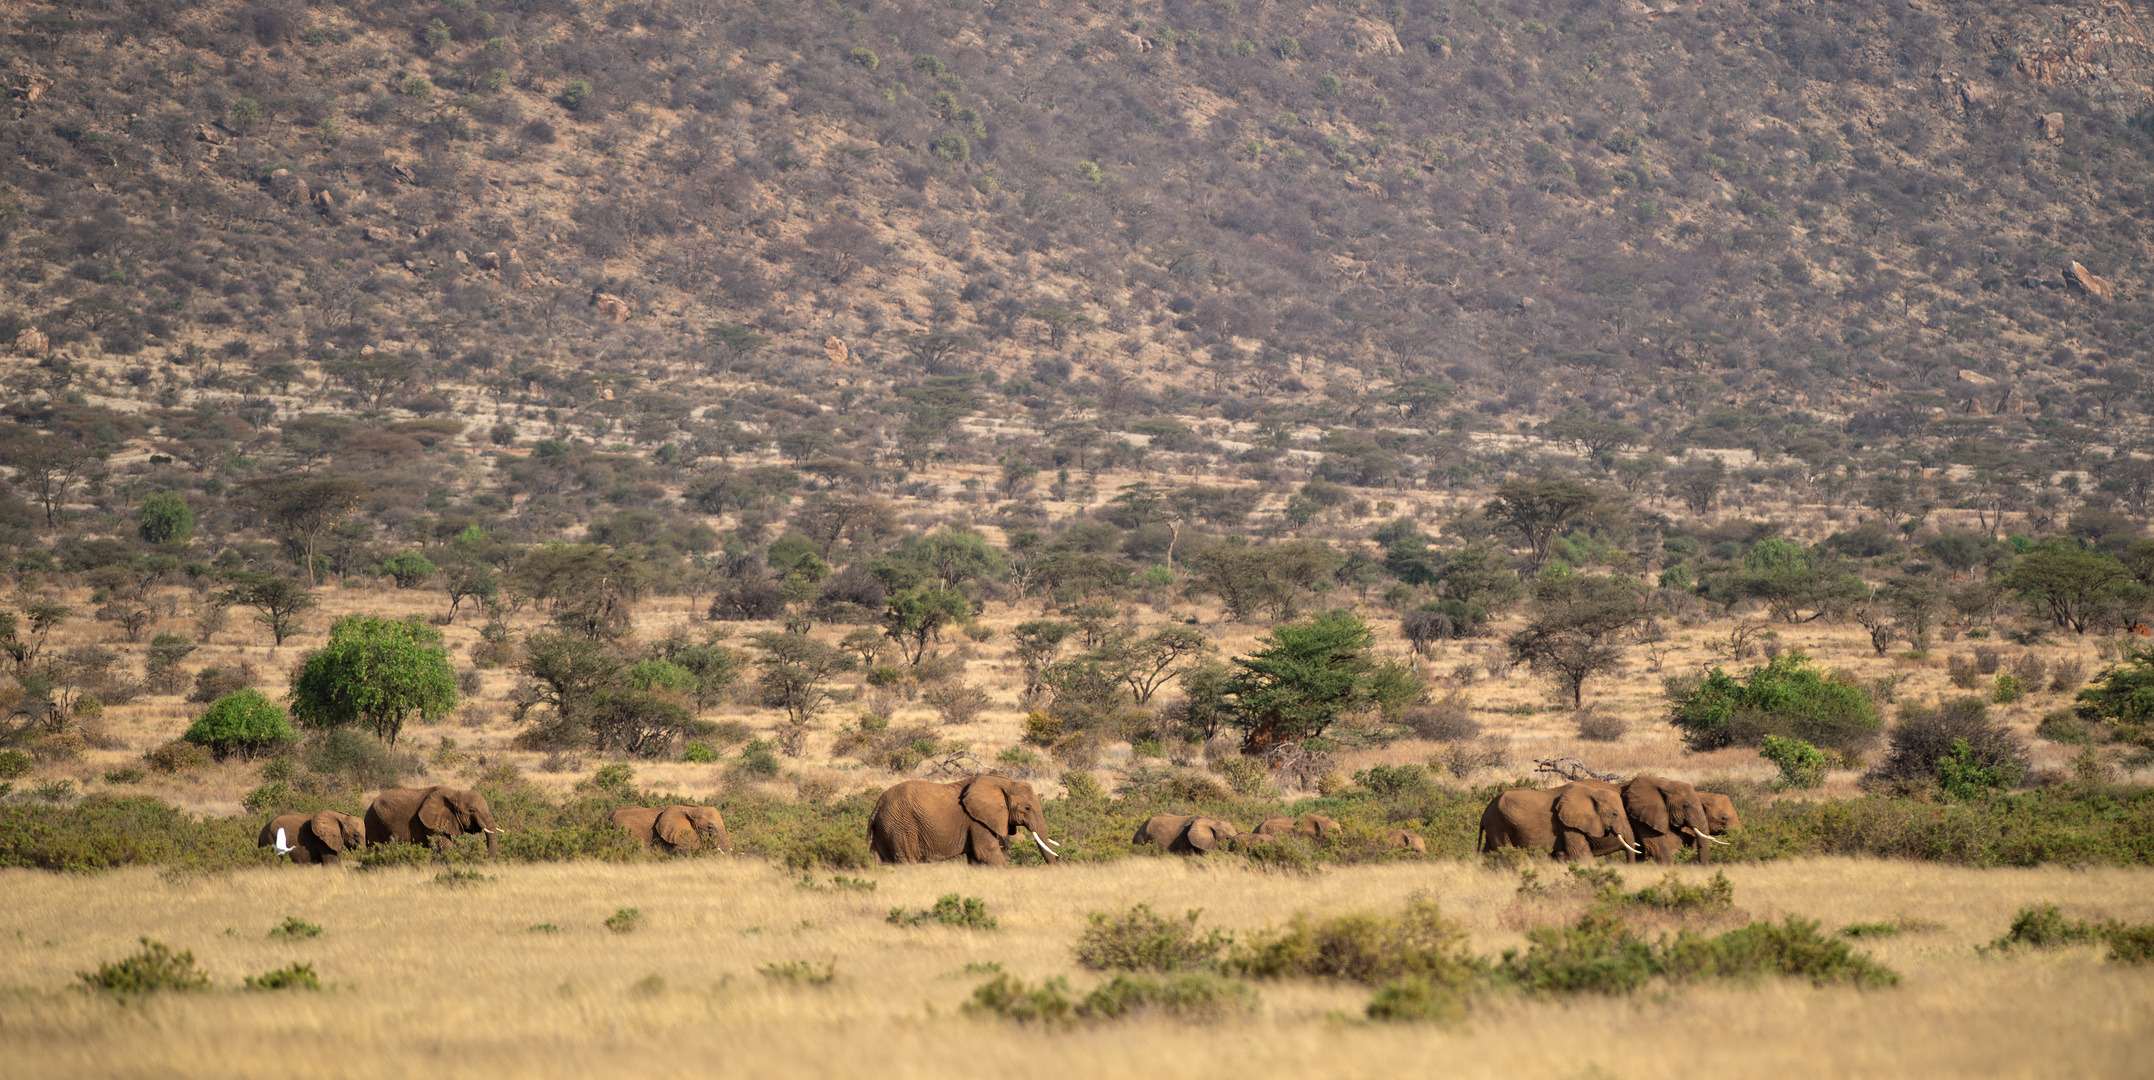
[1385,829,1428,854]
[258,811,366,865]
[1255,814,1342,841]
[610,805,730,853]
[1688,791,1741,862]
[1133,814,1239,854]
[365,786,502,857]
[869,775,1060,866]
[1621,775,1732,866]
[1478,781,1643,862]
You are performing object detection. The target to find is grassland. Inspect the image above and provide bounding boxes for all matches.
[3,857,2150,1079]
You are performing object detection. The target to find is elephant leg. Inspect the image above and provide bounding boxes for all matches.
[1693,836,1711,866]
[1643,835,1679,866]
[966,822,1008,866]
[1559,831,1596,862]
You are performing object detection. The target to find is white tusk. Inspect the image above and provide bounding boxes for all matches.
[1043,837,1061,848]
[1703,834,1733,846]
[1031,833,1056,860]
[1619,837,1642,854]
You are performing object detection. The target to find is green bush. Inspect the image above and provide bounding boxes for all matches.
[1366,972,1472,1023]
[1667,651,1880,752]
[1074,903,1230,971]
[888,893,996,929]
[605,907,641,933]
[182,688,297,761]
[1870,698,2026,794]
[1621,871,1735,912]
[1354,763,1431,797]
[244,962,321,991]
[1234,900,1483,986]
[1993,673,2024,704]
[1760,735,1828,789]
[0,750,30,779]
[270,916,321,940]
[964,973,1077,1023]
[1661,917,1900,987]
[760,960,836,985]
[681,740,717,763]
[561,80,592,109]
[849,47,879,69]
[80,938,211,997]
[1077,973,1256,1019]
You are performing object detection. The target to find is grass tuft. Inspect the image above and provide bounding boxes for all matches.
[888,894,997,929]
[604,908,642,934]
[1074,903,1230,972]
[760,960,836,985]
[269,916,322,940]
[79,938,211,998]
[244,962,322,991]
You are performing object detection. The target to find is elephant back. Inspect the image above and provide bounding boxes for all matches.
[1254,817,1296,837]
[609,806,662,845]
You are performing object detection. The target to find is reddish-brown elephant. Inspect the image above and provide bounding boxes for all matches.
[1622,775,1731,865]
[1134,814,1240,854]
[259,811,366,865]
[365,786,501,857]
[610,805,731,853]
[869,776,1060,866]
[1478,780,1642,861]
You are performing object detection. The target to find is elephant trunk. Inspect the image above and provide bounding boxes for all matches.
[485,828,499,859]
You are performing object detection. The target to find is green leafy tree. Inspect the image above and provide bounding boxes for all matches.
[882,586,971,666]
[381,552,437,589]
[508,543,650,639]
[1667,650,1880,752]
[236,475,366,586]
[229,97,264,136]
[1224,610,1376,752]
[217,573,316,646]
[1759,735,1827,789]
[2005,546,2131,634]
[1486,479,1601,576]
[749,631,857,725]
[183,688,297,760]
[1098,626,1210,705]
[288,615,458,746]
[704,322,772,373]
[1185,540,1343,623]
[137,493,194,546]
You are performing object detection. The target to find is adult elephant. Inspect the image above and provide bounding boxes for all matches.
[610,805,730,853]
[1622,775,1731,866]
[1255,814,1342,841]
[1688,791,1741,863]
[1478,781,1642,861]
[1134,814,1239,855]
[259,811,366,865]
[365,786,502,857]
[869,775,1060,866]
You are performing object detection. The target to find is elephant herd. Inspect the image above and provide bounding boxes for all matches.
[255,773,1737,871]
[1479,775,1740,866]
[1132,813,1428,856]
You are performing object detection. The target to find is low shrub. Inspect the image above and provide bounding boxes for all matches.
[269,917,322,940]
[1366,972,1473,1023]
[1074,903,1230,971]
[1986,902,2154,963]
[1354,763,1431,797]
[605,907,641,933]
[1401,691,1480,742]
[1666,651,1881,752]
[1574,706,1629,742]
[1760,735,1828,789]
[1867,697,2026,793]
[888,893,996,929]
[80,938,211,997]
[1233,900,1482,986]
[760,960,836,985]
[0,749,31,779]
[1661,917,1900,987]
[147,740,212,774]
[1622,871,1735,912]
[964,973,1077,1023]
[1077,972,1256,1018]
[244,962,321,991]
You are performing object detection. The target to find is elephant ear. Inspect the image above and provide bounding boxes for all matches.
[1556,787,1603,836]
[960,777,1011,836]
[307,811,344,851]
[1186,819,1222,852]
[1623,782,1671,835]
[417,788,454,834]
[656,807,699,848]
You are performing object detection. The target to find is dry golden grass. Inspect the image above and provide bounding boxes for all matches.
[3,858,2150,1078]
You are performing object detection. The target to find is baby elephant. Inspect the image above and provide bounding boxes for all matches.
[610,805,731,853]
[259,811,366,865]
[1385,829,1428,854]
[1133,813,1239,855]
[1255,814,1343,841]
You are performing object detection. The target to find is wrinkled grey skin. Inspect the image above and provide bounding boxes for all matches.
[610,805,731,853]
[259,811,366,865]
[1134,814,1240,854]
[869,776,1059,866]
[365,785,501,857]
[1478,781,1640,861]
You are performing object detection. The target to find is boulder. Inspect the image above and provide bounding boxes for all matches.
[453,250,469,265]
[1998,387,2029,415]
[314,188,335,212]
[365,225,399,243]
[14,327,50,357]
[823,336,850,364]
[194,123,225,145]
[1958,368,1997,387]
[2067,261,2114,301]
[291,178,311,206]
[1960,83,1991,109]
[1344,19,1406,56]
[476,251,501,270]
[1121,31,1152,53]
[594,293,631,322]
[2041,112,2065,141]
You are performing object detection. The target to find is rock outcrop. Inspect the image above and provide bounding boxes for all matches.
[14,327,50,357]
[824,337,850,364]
[594,293,631,322]
[2067,261,2114,301]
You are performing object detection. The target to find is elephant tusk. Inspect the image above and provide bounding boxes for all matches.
[1703,834,1733,846]
[1619,836,1642,854]
[1043,837,1061,848]
[1031,833,1057,860]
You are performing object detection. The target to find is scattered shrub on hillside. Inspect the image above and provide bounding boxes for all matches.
[183,688,298,761]
[80,938,211,997]
[1401,691,1480,741]
[761,960,836,985]
[243,962,321,991]
[1867,697,2027,795]
[2050,658,2088,693]
[1667,652,1881,752]
[1574,706,1628,742]
[187,662,259,704]
[0,750,30,779]
[604,908,642,933]
[147,740,212,774]
[1076,973,1256,1019]
[1075,903,1230,972]
[1233,900,1483,986]
[888,893,996,929]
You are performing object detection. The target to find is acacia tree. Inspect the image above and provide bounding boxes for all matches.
[508,543,649,639]
[749,631,856,754]
[1224,610,1376,753]
[1485,479,1600,576]
[237,475,366,586]
[1099,625,1210,705]
[7,438,98,527]
[1505,571,1649,709]
[217,573,316,645]
[2005,547,2130,634]
[288,615,457,746]
[882,586,971,666]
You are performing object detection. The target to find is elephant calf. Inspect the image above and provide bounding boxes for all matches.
[1385,829,1428,854]
[1134,814,1239,855]
[1255,814,1342,841]
[259,811,366,865]
[610,805,730,853]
